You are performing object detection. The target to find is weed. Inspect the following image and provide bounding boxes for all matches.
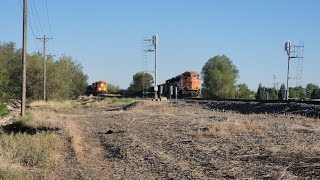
[0,101,8,117]
[0,132,61,167]
[84,97,134,108]
[0,168,44,180]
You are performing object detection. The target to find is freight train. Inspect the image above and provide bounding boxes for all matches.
[159,71,201,98]
[86,80,108,96]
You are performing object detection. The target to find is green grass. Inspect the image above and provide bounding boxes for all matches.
[105,97,135,107]
[84,97,135,108]
[30,100,82,111]
[0,101,8,116]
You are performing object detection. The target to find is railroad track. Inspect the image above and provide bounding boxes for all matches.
[187,98,320,105]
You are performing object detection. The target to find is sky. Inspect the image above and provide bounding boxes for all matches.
[1,0,319,90]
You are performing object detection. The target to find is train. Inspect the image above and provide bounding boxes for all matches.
[86,80,108,96]
[159,71,201,98]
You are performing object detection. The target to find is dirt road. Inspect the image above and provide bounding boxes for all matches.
[36,100,320,179]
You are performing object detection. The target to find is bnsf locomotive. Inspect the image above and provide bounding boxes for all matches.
[160,71,201,97]
[86,80,108,96]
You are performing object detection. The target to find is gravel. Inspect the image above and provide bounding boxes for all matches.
[185,100,320,118]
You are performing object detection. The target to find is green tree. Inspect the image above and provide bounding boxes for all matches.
[0,42,22,99]
[46,56,88,99]
[289,86,306,99]
[311,89,320,99]
[256,83,265,100]
[0,42,88,101]
[268,87,278,100]
[306,83,319,99]
[236,83,254,99]
[128,72,153,94]
[278,84,286,100]
[107,83,120,93]
[201,55,239,98]
[256,84,278,100]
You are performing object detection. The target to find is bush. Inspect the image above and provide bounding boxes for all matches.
[0,42,88,101]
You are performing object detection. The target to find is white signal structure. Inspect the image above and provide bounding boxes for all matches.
[152,34,158,49]
[284,40,304,100]
[284,41,291,55]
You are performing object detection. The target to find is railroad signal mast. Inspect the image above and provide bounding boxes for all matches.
[152,34,158,100]
[284,40,304,100]
[141,34,158,99]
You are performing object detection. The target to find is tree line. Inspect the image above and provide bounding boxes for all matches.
[128,54,319,100]
[256,83,320,100]
[0,42,88,103]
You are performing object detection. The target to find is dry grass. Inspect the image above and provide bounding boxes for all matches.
[65,121,85,161]
[0,130,63,179]
[0,109,64,179]
[0,168,44,180]
[191,119,270,138]
[0,131,62,167]
[30,100,81,111]
[30,98,135,110]
[83,97,134,108]
[29,106,86,162]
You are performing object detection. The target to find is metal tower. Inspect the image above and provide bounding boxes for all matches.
[284,40,304,100]
[295,41,304,87]
[142,35,155,98]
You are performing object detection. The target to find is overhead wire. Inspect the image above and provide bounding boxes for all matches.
[18,0,41,53]
[45,0,56,58]
[27,0,41,37]
[18,0,56,57]
[30,0,45,36]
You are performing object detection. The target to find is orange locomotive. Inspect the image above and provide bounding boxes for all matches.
[161,71,201,97]
[86,80,108,96]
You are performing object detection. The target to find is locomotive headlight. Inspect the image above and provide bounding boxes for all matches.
[98,88,101,91]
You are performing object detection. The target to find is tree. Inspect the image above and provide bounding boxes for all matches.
[256,84,266,100]
[107,83,120,93]
[201,55,239,98]
[128,72,153,94]
[306,83,319,99]
[236,83,254,99]
[0,42,88,101]
[311,89,320,99]
[268,87,278,100]
[256,84,278,100]
[289,86,306,99]
[278,84,286,100]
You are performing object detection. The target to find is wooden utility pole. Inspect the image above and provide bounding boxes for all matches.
[21,0,27,116]
[37,35,52,101]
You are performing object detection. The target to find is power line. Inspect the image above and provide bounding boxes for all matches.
[30,0,45,35]
[45,0,56,56]
[45,0,53,37]
[27,0,42,36]
[18,0,41,52]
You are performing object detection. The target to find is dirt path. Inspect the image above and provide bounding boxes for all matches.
[42,100,320,179]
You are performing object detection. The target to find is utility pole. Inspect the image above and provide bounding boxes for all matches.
[152,34,158,100]
[284,41,291,100]
[37,35,52,101]
[21,0,27,116]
